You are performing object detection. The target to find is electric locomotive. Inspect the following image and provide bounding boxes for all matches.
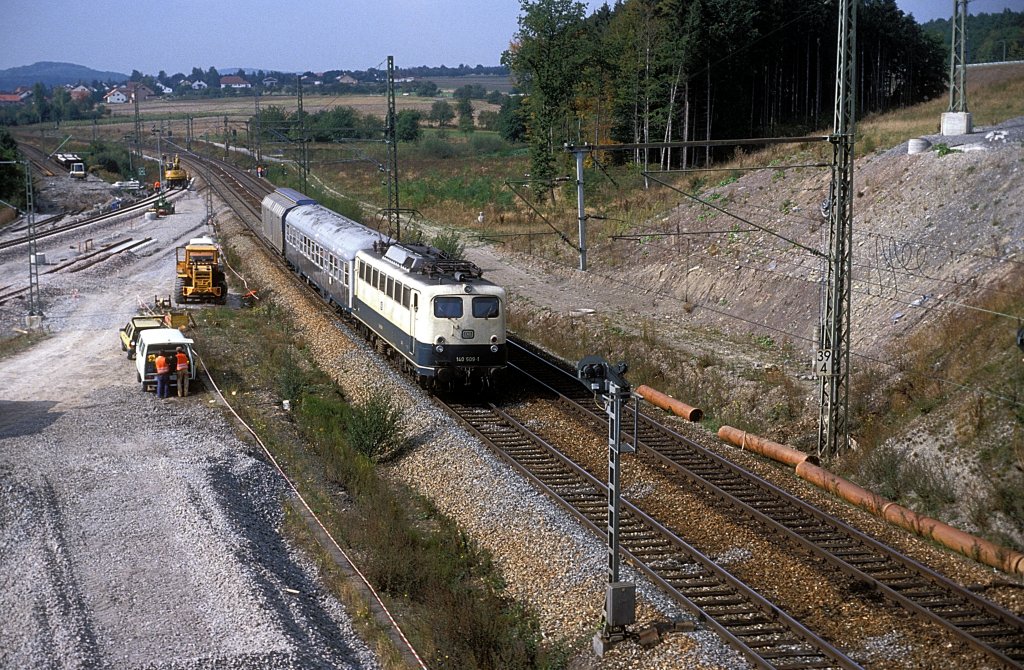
[260,188,507,389]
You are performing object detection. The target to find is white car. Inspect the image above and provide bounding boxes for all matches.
[112,179,141,190]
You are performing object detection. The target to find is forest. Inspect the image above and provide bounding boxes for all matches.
[503,0,950,186]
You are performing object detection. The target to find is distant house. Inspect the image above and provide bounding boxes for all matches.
[191,80,208,90]
[336,74,358,85]
[262,77,277,88]
[14,86,33,100]
[220,75,251,89]
[102,83,153,104]
[156,84,173,95]
[104,89,128,104]
[69,85,92,102]
[0,93,24,105]
[126,83,154,101]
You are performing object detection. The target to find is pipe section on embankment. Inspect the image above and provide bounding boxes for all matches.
[717,426,1024,577]
[635,385,703,422]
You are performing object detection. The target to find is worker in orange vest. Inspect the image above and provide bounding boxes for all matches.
[154,352,171,399]
[175,346,190,397]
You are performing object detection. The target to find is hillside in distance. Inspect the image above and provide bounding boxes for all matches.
[0,61,128,90]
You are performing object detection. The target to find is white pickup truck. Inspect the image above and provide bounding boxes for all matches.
[135,328,196,392]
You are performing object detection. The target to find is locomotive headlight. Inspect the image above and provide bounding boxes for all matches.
[436,336,446,344]
[490,335,498,344]
[436,344,445,353]
[490,344,499,353]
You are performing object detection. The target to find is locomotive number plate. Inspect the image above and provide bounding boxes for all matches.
[456,356,479,363]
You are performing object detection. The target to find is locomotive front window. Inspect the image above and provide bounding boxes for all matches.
[472,296,500,319]
[434,297,463,318]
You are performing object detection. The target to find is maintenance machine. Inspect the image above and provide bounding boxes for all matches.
[163,154,189,188]
[174,236,227,304]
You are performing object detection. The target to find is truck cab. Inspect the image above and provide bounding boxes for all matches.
[118,315,165,359]
[135,328,196,391]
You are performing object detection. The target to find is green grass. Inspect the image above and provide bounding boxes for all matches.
[195,302,568,668]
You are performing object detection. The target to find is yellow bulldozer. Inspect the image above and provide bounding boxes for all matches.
[175,237,228,304]
[164,154,189,188]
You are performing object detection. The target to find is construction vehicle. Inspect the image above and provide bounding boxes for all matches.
[148,195,175,216]
[175,236,228,304]
[163,154,189,188]
[118,315,166,359]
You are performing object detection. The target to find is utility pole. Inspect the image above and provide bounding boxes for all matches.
[817,0,856,460]
[942,0,973,135]
[297,77,308,193]
[2,155,44,320]
[385,55,400,240]
[132,89,142,181]
[577,356,636,655]
[154,125,164,191]
[563,144,590,271]
[253,88,263,166]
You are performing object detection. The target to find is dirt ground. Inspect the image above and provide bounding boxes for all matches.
[0,190,379,668]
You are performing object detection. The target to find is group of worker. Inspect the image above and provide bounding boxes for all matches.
[154,347,191,399]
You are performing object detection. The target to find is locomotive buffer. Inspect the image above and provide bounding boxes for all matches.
[577,355,636,655]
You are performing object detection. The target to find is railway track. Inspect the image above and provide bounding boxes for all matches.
[0,192,166,253]
[16,142,60,177]
[506,339,1024,668]
[167,149,1024,668]
[175,150,270,221]
[445,398,862,669]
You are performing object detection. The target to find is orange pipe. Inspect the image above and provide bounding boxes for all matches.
[636,385,703,422]
[717,425,818,467]
[717,427,1024,576]
[794,460,1024,576]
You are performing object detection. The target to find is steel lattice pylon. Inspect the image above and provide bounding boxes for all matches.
[817,0,857,459]
[23,151,41,317]
[385,55,400,241]
[949,0,969,113]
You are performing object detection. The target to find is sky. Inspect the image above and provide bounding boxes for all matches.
[2,0,1022,77]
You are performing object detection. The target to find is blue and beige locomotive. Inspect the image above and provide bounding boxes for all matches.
[261,188,506,389]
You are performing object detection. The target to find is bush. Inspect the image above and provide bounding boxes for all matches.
[346,388,406,461]
[469,133,509,155]
[420,135,457,159]
[432,229,465,259]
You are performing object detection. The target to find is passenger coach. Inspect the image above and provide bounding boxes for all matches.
[259,189,507,389]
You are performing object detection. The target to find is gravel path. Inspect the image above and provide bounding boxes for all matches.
[0,190,379,669]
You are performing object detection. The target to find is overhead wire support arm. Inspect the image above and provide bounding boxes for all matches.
[563,135,830,272]
[503,179,576,249]
[642,171,826,258]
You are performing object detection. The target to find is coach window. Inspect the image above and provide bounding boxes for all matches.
[386,276,394,300]
[434,296,463,319]
[402,286,410,308]
[472,296,500,318]
[371,268,379,290]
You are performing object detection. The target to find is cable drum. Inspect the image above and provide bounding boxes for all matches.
[907,138,932,155]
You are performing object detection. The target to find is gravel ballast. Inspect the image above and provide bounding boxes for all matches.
[0,189,379,669]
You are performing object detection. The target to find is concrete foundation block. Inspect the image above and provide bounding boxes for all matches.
[941,112,973,136]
